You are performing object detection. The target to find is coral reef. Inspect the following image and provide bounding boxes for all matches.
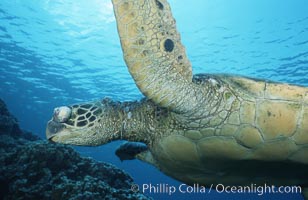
[0,99,151,200]
[0,99,23,138]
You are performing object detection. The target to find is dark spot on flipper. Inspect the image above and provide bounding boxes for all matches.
[155,0,164,10]
[115,142,148,162]
[138,39,145,45]
[142,50,149,57]
[177,55,183,64]
[164,39,174,52]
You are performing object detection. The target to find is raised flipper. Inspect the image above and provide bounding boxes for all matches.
[115,141,148,161]
[112,0,205,114]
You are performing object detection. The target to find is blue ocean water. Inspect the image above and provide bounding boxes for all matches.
[0,0,307,199]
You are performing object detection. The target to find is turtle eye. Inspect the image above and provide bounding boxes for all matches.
[53,106,72,123]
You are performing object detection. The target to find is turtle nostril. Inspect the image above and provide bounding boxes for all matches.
[53,106,72,123]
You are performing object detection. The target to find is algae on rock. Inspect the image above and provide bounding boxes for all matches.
[0,98,150,200]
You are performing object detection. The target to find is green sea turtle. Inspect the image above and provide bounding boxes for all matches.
[46,0,308,198]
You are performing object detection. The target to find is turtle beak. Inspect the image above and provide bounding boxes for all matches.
[46,119,65,141]
[46,106,71,141]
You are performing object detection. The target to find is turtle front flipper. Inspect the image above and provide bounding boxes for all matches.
[115,141,148,161]
[112,0,203,113]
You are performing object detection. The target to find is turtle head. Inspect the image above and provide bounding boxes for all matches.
[46,99,120,146]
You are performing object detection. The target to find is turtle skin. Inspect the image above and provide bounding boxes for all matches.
[46,0,308,199]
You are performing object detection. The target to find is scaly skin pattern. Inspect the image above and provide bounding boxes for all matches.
[151,74,308,187]
[46,74,308,188]
[46,98,169,146]
[46,0,308,198]
[112,0,205,114]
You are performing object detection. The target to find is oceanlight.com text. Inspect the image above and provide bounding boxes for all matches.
[130,183,302,196]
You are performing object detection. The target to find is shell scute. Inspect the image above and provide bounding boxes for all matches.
[256,101,301,140]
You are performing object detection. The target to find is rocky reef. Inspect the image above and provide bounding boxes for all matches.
[0,99,151,200]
